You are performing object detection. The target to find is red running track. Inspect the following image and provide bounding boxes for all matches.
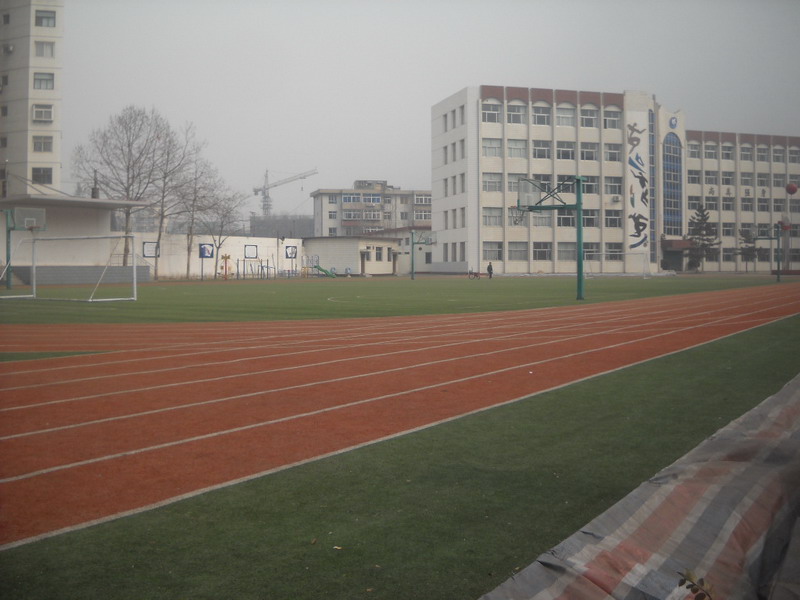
[1,284,798,549]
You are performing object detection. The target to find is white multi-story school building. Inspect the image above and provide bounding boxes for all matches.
[431,86,800,275]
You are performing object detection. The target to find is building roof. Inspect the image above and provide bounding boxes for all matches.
[0,194,140,211]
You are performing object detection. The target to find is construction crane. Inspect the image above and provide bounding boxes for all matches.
[253,168,318,217]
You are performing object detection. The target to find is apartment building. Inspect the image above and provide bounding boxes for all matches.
[0,0,62,198]
[311,179,431,238]
[431,86,799,275]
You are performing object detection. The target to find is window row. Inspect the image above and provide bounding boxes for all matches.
[481,241,625,262]
[687,196,800,213]
[482,172,625,195]
[330,193,431,205]
[482,138,623,161]
[687,170,798,188]
[442,207,467,230]
[688,142,800,163]
[481,207,623,228]
[0,136,52,153]
[481,242,798,263]
[482,103,622,129]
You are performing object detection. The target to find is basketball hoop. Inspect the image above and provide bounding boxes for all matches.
[509,206,527,225]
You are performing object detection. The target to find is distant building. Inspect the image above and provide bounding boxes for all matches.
[431,86,799,275]
[249,213,314,239]
[311,180,432,238]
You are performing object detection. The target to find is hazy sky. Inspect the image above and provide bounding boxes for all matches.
[60,0,800,216]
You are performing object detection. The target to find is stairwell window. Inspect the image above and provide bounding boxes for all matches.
[34,72,54,90]
[35,10,56,27]
[33,135,52,152]
[32,104,53,122]
[32,167,52,184]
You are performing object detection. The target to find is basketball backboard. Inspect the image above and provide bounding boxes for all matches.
[11,207,47,231]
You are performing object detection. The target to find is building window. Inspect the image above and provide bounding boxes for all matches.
[556,141,575,160]
[757,172,770,187]
[605,242,623,259]
[507,242,528,260]
[482,207,503,226]
[507,104,527,124]
[688,196,701,210]
[532,140,551,159]
[604,176,622,195]
[705,196,718,210]
[704,170,718,185]
[583,242,601,260]
[756,146,769,162]
[507,173,525,193]
[789,148,800,163]
[33,135,53,152]
[342,193,360,203]
[530,212,552,226]
[688,142,701,158]
[582,176,599,194]
[775,198,785,213]
[375,247,383,261]
[557,242,577,261]
[722,222,735,237]
[33,72,54,90]
[414,194,431,205]
[328,196,338,204]
[482,173,502,192]
[582,209,599,227]
[1,105,7,117]
[722,197,734,211]
[327,227,336,236]
[603,110,622,129]
[35,10,56,27]
[773,147,786,163]
[32,167,52,184]
[604,209,622,228]
[507,139,527,158]
[0,137,5,148]
[580,142,598,161]
[556,208,575,227]
[740,172,753,186]
[773,173,786,188]
[687,170,701,184]
[35,41,55,58]
[740,145,753,161]
[481,103,501,123]
[741,197,754,212]
[704,144,717,159]
[721,144,734,160]
[556,105,576,127]
[532,242,551,260]
[532,105,551,125]
[758,198,770,212]
[413,209,431,221]
[482,241,502,261]
[342,210,361,220]
[482,138,502,157]
[721,171,734,186]
[604,143,622,162]
[580,108,598,128]
[327,211,337,219]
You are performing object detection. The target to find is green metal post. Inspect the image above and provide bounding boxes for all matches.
[575,177,585,300]
[410,230,416,280]
[4,210,11,290]
[775,224,782,283]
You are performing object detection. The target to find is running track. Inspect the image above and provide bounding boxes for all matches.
[1,284,799,550]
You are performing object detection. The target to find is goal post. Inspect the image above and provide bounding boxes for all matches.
[0,234,138,302]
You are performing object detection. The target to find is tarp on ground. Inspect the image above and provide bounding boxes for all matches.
[481,372,800,600]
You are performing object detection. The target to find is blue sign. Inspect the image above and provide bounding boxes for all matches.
[199,243,214,259]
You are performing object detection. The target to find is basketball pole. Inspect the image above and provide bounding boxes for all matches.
[4,210,11,290]
[575,176,585,301]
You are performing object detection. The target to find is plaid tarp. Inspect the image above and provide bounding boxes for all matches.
[481,373,800,600]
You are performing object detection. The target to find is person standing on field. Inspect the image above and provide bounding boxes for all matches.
[487,262,493,279]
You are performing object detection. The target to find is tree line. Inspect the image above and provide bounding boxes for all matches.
[72,105,248,279]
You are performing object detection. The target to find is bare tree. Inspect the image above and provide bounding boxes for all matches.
[201,187,249,278]
[72,106,167,265]
[176,157,221,279]
[149,122,203,279]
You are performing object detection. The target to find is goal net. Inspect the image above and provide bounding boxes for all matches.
[583,251,653,279]
[0,234,138,302]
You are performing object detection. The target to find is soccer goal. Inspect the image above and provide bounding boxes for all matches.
[0,234,138,302]
[583,251,653,279]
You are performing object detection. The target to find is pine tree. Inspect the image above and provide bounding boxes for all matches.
[687,205,721,271]
[736,228,757,272]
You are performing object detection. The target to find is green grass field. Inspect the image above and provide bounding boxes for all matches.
[1,274,799,599]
